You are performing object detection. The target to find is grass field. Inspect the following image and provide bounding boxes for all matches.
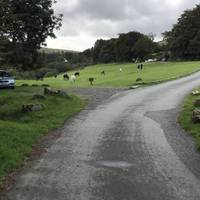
[0,87,84,188]
[17,61,200,88]
[179,89,200,150]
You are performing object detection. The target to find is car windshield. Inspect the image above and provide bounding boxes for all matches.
[0,71,11,77]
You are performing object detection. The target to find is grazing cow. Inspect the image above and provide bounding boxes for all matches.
[89,77,95,85]
[101,71,105,75]
[63,74,69,80]
[70,75,76,82]
[35,74,45,81]
[74,72,80,77]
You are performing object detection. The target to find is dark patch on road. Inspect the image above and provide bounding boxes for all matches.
[89,116,177,200]
[146,109,200,178]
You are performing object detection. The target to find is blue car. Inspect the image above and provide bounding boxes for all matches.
[0,70,15,89]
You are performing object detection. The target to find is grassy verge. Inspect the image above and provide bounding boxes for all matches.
[178,89,200,150]
[0,87,84,188]
[17,61,200,88]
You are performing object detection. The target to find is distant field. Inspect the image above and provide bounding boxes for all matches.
[39,47,79,54]
[17,61,200,88]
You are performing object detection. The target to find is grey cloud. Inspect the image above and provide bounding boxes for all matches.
[51,0,200,50]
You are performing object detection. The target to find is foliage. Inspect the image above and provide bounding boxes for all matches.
[90,31,156,63]
[164,4,200,60]
[0,0,62,69]
[115,32,144,62]
[132,36,155,59]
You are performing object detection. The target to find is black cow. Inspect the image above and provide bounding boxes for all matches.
[74,72,80,77]
[63,74,69,80]
[101,71,105,75]
[89,77,95,85]
[35,73,45,81]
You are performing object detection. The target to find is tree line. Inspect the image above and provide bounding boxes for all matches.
[163,4,200,60]
[0,0,62,70]
[79,32,158,64]
[81,4,200,63]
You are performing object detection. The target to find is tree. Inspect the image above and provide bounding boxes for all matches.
[115,31,143,62]
[0,0,62,69]
[98,39,116,63]
[92,39,106,62]
[132,36,155,60]
[89,31,157,63]
[166,4,200,60]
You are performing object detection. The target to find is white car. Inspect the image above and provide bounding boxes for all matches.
[0,70,15,89]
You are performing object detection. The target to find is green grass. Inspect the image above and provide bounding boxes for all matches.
[178,89,200,150]
[0,87,84,187]
[17,61,200,88]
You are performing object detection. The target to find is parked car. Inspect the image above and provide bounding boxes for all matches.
[0,70,15,89]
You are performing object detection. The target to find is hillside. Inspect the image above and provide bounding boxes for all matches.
[39,47,79,54]
[17,61,200,88]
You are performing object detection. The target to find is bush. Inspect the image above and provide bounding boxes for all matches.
[45,70,58,78]
[21,83,29,87]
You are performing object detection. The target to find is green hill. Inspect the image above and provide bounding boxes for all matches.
[39,47,79,54]
[17,61,200,88]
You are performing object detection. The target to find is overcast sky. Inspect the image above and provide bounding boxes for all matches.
[46,0,199,51]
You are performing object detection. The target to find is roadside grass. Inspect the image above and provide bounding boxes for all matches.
[0,87,84,188]
[16,61,200,88]
[178,89,200,150]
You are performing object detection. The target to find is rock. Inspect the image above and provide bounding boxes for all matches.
[21,83,29,87]
[22,103,45,113]
[129,85,140,90]
[44,87,54,95]
[192,109,200,123]
[194,99,200,107]
[57,90,69,97]
[32,94,46,100]
[192,90,200,95]
[44,87,68,97]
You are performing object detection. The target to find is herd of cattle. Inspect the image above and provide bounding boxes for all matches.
[36,65,144,85]
[61,68,124,85]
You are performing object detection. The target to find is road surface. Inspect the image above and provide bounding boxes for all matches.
[6,71,200,200]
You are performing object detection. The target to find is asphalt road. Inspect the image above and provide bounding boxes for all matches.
[6,71,200,200]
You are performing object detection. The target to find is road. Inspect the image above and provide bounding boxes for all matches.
[6,71,200,200]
